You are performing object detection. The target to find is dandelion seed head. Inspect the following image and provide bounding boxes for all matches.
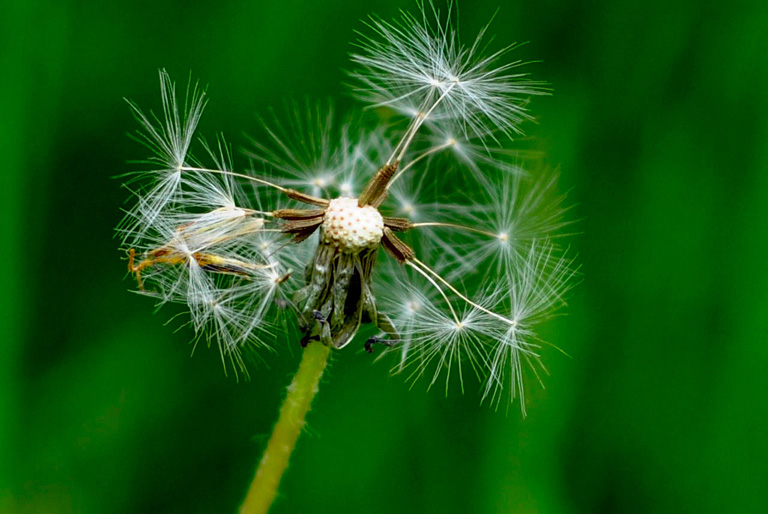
[321,197,384,252]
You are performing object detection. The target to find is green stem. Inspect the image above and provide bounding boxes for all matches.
[240,342,332,514]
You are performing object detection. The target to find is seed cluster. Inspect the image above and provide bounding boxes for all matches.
[321,197,384,253]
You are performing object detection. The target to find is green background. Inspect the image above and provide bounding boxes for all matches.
[2,0,766,512]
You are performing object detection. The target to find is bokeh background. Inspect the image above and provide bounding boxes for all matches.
[2,0,767,512]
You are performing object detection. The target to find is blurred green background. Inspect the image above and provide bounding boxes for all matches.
[2,0,767,512]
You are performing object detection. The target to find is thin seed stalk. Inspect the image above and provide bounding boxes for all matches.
[240,342,332,514]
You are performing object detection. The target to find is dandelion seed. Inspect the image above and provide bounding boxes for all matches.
[350,1,548,141]
[482,242,577,411]
[119,70,208,243]
[407,171,572,281]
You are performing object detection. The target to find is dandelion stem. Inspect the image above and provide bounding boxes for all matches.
[408,221,499,239]
[387,140,455,189]
[240,342,332,514]
[405,261,461,324]
[387,83,456,166]
[387,96,432,165]
[180,166,289,193]
[410,258,518,328]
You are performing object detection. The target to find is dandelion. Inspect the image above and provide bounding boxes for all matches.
[119,3,576,513]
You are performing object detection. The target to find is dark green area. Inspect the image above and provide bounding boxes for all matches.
[2,0,766,512]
